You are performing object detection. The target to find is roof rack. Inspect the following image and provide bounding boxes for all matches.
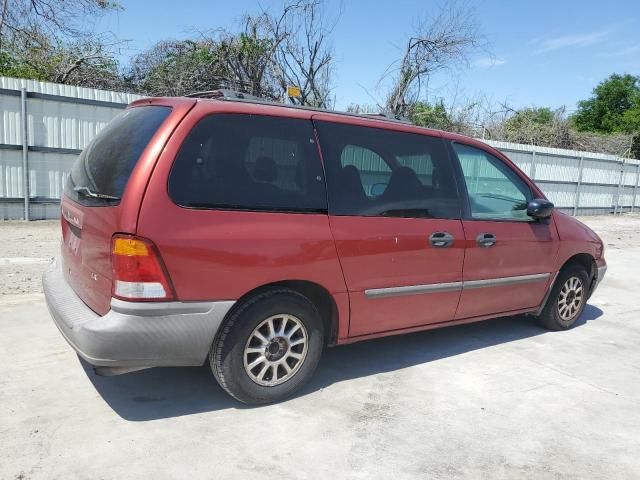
[183,89,415,126]
[360,112,412,124]
[184,89,263,101]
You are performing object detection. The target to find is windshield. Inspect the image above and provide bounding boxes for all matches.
[65,106,171,206]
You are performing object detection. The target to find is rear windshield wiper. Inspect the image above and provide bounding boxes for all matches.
[73,186,120,201]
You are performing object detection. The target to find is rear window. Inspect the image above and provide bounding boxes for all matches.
[65,106,171,206]
[168,114,327,213]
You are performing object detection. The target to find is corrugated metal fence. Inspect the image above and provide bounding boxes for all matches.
[0,77,142,220]
[483,140,640,216]
[1,76,639,219]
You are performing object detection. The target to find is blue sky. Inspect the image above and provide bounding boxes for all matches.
[95,0,640,111]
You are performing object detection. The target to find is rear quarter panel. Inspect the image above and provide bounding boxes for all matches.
[136,101,348,310]
[59,98,196,315]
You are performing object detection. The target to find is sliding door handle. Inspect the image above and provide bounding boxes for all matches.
[429,232,455,248]
[476,233,496,247]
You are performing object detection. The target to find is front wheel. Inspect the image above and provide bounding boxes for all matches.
[536,265,589,330]
[210,289,324,405]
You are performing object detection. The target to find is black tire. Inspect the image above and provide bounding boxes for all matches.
[536,264,590,331]
[210,289,324,405]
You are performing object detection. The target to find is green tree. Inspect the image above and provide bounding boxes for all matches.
[499,107,572,147]
[505,107,553,130]
[573,74,640,133]
[409,100,453,130]
[0,0,122,88]
[1,29,122,89]
[127,40,227,96]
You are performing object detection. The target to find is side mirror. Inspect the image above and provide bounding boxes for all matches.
[527,198,554,219]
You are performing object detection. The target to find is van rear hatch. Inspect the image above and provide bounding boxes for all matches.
[60,105,173,315]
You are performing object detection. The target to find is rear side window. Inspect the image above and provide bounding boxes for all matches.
[168,114,326,213]
[340,144,390,196]
[65,106,171,206]
[315,121,461,219]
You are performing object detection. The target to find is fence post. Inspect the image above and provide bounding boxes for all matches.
[530,150,537,180]
[573,156,584,216]
[614,158,625,215]
[20,87,30,221]
[632,162,640,213]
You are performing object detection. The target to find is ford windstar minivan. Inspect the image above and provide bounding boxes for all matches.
[44,92,607,404]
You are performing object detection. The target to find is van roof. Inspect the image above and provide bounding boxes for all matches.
[128,94,492,149]
[130,93,423,125]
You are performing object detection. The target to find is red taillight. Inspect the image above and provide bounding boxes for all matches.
[111,234,175,301]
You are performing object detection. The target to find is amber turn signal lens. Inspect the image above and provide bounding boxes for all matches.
[112,237,149,256]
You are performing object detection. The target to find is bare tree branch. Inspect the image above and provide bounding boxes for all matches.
[384,1,483,116]
[265,0,337,107]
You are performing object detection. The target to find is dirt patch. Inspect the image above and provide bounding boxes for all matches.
[0,220,60,297]
[577,213,640,250]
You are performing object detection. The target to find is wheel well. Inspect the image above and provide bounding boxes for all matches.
[560,253,596,282]
[229,281,339,346]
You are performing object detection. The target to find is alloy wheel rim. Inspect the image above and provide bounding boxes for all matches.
[557,276,584,321]
[243,314,308,387]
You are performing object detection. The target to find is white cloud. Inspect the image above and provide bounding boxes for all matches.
[474,57,507,68]
[534,30,609,54]
[599,44,640,57]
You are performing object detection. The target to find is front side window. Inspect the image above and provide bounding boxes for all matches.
[452,143,532,221]
[315,121,461,219]
[168,114,326,213]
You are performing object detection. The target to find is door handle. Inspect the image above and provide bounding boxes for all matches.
[429,231,455,248]
[476,233,496,247]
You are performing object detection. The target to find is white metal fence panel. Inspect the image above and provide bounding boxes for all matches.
[0,77,140,104]
[27,98,124,150]
[483,139,640,215]
[27,151,74,198]
[1,95,22,145]
[0,149,23,197]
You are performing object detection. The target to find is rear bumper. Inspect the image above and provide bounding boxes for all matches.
[43,261,235,368]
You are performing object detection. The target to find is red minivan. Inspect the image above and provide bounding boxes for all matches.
[43,93,607,404]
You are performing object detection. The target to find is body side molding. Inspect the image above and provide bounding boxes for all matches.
[364,273,550,299]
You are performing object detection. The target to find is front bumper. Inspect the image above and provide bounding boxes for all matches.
[591,263,607,296]
[43,262,235,368]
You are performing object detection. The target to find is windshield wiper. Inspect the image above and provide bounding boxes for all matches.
[73,186,120,201]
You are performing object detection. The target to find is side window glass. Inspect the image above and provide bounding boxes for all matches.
[340,145,390,197]
[315,121,461,219]
[168,114,326,212]
[245,137,300,191]
[452,143,532,221]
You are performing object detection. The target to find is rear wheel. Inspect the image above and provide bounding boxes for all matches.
[536,265,589,330]
[210,289,324,405]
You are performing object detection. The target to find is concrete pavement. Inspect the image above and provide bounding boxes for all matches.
[1,230,639,479]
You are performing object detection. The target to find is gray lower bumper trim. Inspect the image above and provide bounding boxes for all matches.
[591,264,607,295]
[43,261,235,368]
